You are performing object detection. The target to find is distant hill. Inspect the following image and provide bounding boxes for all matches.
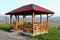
[0,15,60,23]
[49,17,60,23]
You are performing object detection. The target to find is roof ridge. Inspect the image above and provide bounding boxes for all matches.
[31,4,35,10]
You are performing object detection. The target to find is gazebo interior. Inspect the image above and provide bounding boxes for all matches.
[6,4,54,36]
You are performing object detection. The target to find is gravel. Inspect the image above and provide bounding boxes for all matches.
[0,30,27,40]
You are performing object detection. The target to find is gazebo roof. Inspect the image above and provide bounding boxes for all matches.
[6,4,54,15]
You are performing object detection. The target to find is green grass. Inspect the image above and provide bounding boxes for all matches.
[0,23,10,32]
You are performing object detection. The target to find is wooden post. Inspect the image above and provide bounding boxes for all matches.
[18,15,20,28]
[23,15,26,24]
[40,13,43,32]
[18,15,19,22]
[40,13,42,23]
[46,14,48,31]
[22,15,26,31]
[32,12,35,27]
[32,12,35,34]
[15,15,19,30]
[10,15,12,29]
[47,14,48,23]
[18,15,20,29]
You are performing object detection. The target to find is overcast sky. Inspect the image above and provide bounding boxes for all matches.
[0,0,60,17]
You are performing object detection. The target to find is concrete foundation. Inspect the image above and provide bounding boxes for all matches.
[19,30,48,36]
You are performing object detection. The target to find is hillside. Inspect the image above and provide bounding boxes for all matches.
[0,15,60,23]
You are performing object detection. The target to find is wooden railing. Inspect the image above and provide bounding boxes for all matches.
[33,23,48,34]
[10,22,48,34]
[39,23,48,32]
[33,23,39,34]
[22,22,48,34]
[10,22,21,30]
[9,22,48,33]
[22,23,33,33]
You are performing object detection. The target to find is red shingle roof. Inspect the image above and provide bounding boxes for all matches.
[6,4,54,15]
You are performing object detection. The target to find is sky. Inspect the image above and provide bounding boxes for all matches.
[0,0,60,17]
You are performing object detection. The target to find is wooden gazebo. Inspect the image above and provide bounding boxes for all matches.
[6,4,54,36]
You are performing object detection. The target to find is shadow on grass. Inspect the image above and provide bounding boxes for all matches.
[0,27,10,32]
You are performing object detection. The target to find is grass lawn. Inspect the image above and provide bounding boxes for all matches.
[0,22,10,32]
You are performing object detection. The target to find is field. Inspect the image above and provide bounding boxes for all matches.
[0,22,10,32]
[0,22,60,40]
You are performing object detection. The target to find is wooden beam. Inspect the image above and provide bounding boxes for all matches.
[10,15,12,29]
